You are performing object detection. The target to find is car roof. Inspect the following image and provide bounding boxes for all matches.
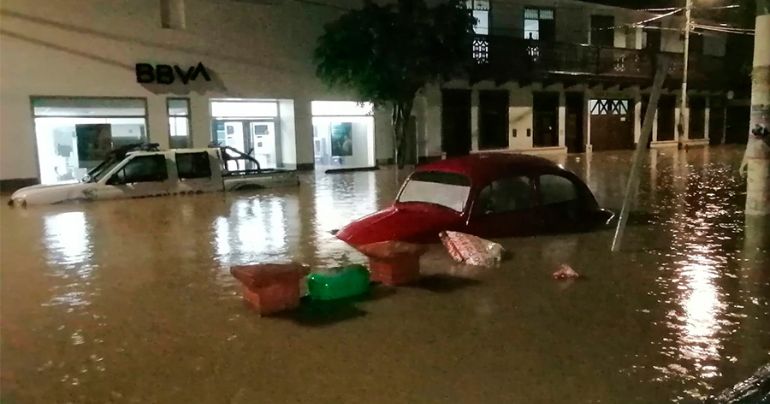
[125,148,214,156]
[415,153,568,186]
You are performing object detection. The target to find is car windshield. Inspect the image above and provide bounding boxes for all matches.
[397,171,471,212]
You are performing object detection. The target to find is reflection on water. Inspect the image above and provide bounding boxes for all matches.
[1,146,769,403]
[214,198,288,264]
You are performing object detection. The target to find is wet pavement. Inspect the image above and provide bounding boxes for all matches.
[1,146,768,403]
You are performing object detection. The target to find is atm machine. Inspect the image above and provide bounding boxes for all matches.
[250,121,276,169]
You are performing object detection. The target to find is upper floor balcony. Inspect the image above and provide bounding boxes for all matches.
[469,35,729,90]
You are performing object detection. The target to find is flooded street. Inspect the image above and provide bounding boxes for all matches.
[1,146,768,403]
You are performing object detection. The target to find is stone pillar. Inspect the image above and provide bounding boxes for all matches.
[471,89,480,152]
[652,108,659,142]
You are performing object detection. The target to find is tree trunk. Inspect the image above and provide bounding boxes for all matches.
[743,2,770,216]
[391,100,413,169]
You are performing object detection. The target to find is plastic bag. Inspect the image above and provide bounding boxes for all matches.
[552,264,580,280]
[439,231,504,267]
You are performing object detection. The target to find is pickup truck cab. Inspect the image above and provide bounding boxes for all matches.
[9,145,298,207]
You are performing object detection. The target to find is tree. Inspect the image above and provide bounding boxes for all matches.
[314,0,476,167]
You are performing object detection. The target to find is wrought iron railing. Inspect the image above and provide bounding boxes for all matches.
[470,35,726,87]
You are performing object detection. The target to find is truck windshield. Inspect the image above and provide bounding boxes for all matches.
[397,171,471,212]
[88,160,122,183]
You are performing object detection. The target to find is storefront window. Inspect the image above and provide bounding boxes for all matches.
[311,101,375,172]
[31,97,148,185]
[168,98,191,149]
[210,99,281,170]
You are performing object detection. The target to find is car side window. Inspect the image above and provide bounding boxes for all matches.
[176,152,211,179]
[109,155,168,184]
[539,174,578,205]
[476,176,532,215]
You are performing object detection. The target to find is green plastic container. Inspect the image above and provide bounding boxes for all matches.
[306,264,370,301]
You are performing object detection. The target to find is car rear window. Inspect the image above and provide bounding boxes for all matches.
[176,152,212,179]
[398,171,471,212]
[409,171,471,186]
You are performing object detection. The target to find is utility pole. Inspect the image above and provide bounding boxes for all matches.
[742,0,770,216]
[679,0,692,147]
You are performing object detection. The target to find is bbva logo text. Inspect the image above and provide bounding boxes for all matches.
[135,62,211,85]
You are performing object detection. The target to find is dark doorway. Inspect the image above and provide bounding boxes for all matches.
[689,96,706,139]
[657,95,676,141]
[533,92,559,147]
[589,98,634,151]
[539,15,556,42]
[565,93,584,153]
[708,97,726,145]
[591,15,615,47]
[725,105,749,144]
[441,89,472,156]
[479,90,510,150]
[645,23,661,51]
[405,115,418,165]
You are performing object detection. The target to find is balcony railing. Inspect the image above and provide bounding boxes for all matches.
[470,35,726,88]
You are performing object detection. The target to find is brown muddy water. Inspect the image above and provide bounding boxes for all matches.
[1,146,768,403]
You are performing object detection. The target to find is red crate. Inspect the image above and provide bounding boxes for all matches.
[242,282,300,316]
[369,256,421,286]
[357,241,426,286]
[230,263,308,316]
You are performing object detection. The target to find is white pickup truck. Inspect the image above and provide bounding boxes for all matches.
[8,144,299,207]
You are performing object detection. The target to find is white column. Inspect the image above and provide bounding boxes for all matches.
[633,96,642,145]
[471,89,480,152]
[278,99,297,169]
[426,86,443,158]
[704,96,711,141]
[293,98,314,169]
[652,108,659,142]
[558,91,566,148]
[147,96,170,149]
[674,96,686,142]
[586,93,593,152]
[190,95,211,149]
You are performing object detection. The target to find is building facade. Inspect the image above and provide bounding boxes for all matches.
[0,0,748,189]
[413,0,746,161]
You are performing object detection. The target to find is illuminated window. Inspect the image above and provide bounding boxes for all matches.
[167,98,191,148]
[523,7,554,41]
[466,0,490,35]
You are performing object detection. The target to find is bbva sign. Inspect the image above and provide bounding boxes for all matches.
[135,62,211,85]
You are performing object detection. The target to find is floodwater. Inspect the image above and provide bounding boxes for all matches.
[1,146,768,403]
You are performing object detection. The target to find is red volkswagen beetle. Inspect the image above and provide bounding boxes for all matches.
[336,153,613,247]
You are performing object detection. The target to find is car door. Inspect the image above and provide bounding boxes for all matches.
[536,173,583,233]
[95,154,171,200]
[465,175,543,238]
